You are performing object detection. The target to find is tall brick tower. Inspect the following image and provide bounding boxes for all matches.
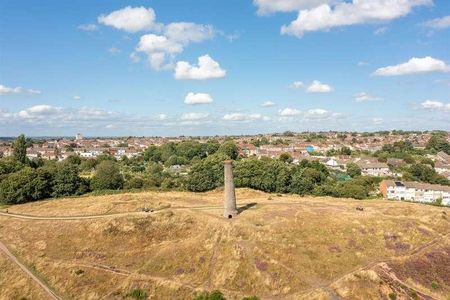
[223,160,238,218]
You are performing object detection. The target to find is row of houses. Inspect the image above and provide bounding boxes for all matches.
[380,180,450,205]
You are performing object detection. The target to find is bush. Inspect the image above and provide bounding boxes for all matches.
[431,281,439,289]
[193,290,226,300]
[388,292,397,300]
[126,288,147,300]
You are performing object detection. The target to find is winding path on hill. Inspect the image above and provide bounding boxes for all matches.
[0,240,61,300]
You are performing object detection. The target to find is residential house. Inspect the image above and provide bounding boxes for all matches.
[380,180,450,205]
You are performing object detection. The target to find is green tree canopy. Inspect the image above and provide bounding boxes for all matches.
[90,160,124,190]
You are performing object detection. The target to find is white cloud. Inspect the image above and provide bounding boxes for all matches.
[279,107,302,116]
[73,96,81,100]
[135,34,183,69]
[175,55,226,80]
[158,114,168,120]
[420,100,450,112]
[289,81,304,89]
[421,15,450,30]
[278,107,341,120]
[133,24,215,70]
[223,113,269,121]
[17,105,62,119]
[254,0,333,15]
[354,92,382,102]
[181,112,210,121]
[98,7,216,71]
[184,92,214,105]
[164,22,215,44]
[306,80,332,93]
[304,108,340,119]
[358,61,369,66]
[372,117,384,125]
[373,56,450,76]
[261,100,275,107]
[281,0,431,37]
[98,6,157,33]
[0,84,41,96]
[78,24,99,31]
[374,26,388,35]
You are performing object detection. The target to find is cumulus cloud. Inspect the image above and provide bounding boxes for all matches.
[17,105,62,119]
[78,23,99,31]
[373,56,450,76]
[97,7,216,71]
[98,6,158,33]
[181,112,210,121]
[175,55,226,80]
[0,84,41,96]
[279,107,302,116]
[278,107,341,120]
[304,108,340,119]
[184,92,214,105]
[420,100,450,112]
[254,0,334,15]
[261,100,275,107]
[136,34,184,69]
[421,15,450,30]
[223,113,270,121]
[354,92,382,102]
[289,81,304,89]
[164,22,215,44]
[306,80,332,93]
[158,114,168,120]
[281,0,431,37]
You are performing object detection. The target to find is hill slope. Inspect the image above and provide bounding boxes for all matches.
[0,189,449,299]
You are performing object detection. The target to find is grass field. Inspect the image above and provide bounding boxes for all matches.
[0,189,449,299]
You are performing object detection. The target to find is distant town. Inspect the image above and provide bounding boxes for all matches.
[1,130,449,206]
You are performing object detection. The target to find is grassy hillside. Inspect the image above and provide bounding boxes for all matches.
[0,189,449,299]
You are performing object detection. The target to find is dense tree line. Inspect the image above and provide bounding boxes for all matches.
[186,156,379,199]
[6,133,447,206]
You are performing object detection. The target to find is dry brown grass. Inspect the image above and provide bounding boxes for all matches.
[0,188,449,299]
[0,252,49,300]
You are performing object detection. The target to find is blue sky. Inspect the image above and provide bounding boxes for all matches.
[0,0,449,136]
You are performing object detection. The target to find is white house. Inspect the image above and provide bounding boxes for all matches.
[380,180,450,206]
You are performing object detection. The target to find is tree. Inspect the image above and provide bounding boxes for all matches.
[0,167,52,204]
[12,134,28,164]
[346,162,362,178]
[186,153,227,192]
[218,141,239,160]
[90,160,124,190]
[0,157,24,176]
[426,135,450,154]
[52,163,86,197]
[279,153,293,164]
